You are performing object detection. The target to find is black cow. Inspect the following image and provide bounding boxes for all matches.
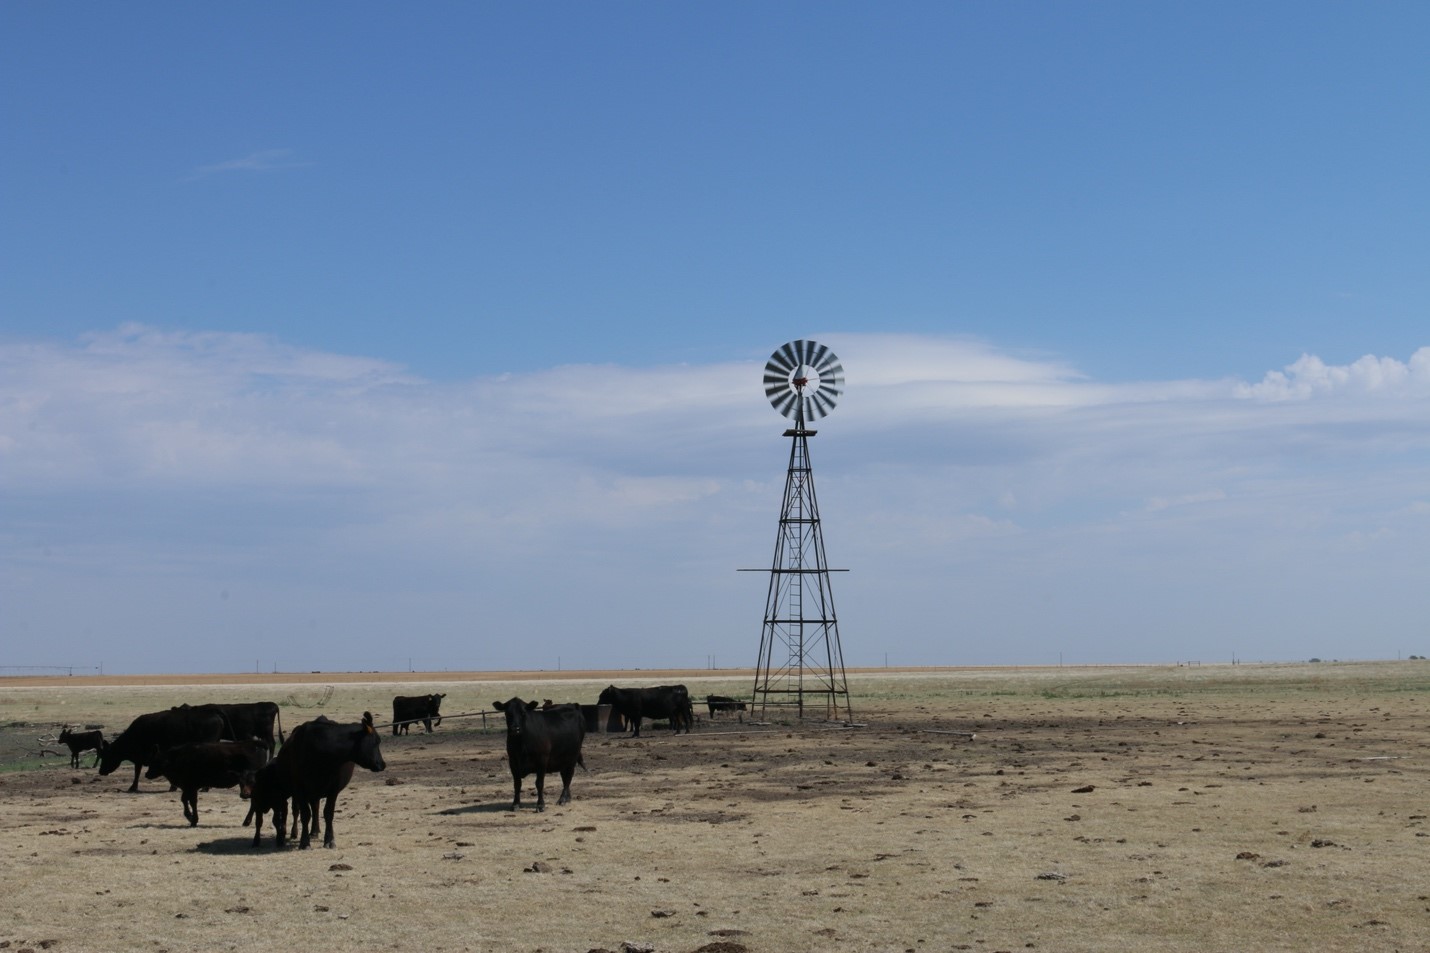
[598,684,694,737]
[492,697,586,812]
[173,702,285,757]
[98,707,226,792]
[238,761,306,849]
[706,695,748,718]
[143,740,269,827]
[58,727,104,768]
[391,693,446,735]
[270,712,386,849]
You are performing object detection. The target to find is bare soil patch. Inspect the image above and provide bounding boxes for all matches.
[2,663,1428,952]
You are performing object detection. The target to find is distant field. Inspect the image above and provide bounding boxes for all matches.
[3,661,1428,952]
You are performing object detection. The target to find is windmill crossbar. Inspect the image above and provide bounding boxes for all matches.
[739,567,848,572]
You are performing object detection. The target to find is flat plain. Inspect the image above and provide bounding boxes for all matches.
[1,661,1428,953]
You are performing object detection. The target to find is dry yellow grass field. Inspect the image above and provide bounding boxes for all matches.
[1,662,1428,952]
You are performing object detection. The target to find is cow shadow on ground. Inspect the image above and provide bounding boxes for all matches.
[192,836,263,855]
[436,801,513,816]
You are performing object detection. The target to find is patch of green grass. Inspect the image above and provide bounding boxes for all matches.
[0,756,66,775]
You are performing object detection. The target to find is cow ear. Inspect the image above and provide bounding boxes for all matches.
[525,700,539,711]
[362,711,374,733]
[493,701,506,711]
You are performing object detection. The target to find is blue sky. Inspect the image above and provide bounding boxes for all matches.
[3,3,1429,673]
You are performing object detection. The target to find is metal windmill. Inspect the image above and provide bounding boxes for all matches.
[747,339,853,722]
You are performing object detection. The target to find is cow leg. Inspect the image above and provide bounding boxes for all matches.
[509,768,522,811]
[557,765,574,806]
[273,801,288,848]
[128,763,142,793]
[322,794,337,848]
[298,799,314,849]
[184,787,199,826]
[251,808,265,848]
[533,769,546,812]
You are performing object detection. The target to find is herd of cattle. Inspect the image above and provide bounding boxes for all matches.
[57,685,751,849]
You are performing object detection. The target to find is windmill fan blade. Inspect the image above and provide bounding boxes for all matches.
[771,342,799,374]
[763,370,791,390]
[806,340,830,370]
[809,390,837,418]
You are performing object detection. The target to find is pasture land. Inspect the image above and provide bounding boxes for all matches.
[1,661,1428,952]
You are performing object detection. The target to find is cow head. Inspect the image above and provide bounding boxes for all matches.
[97,740,124,776]
[354,712,386,772]
[240,762,286,805]
[597,685,618,706]
[493,698,540,736]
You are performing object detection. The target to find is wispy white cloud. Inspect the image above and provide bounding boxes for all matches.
[1145,489,1227,513]
[185,148,312,181]
[5,326,1430,672]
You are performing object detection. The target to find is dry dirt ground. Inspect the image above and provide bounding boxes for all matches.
[1,663,1428,953]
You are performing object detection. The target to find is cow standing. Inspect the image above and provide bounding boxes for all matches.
[391,693,446,735]
[98,707,226,792]
[492,697,586,812]
[706,695,748,719]
[598,684,694,737]
[170,702,284,757]
[58,727,104,768]
[143,740,269,827]
[270,712,386,849]
[239,761,303,849]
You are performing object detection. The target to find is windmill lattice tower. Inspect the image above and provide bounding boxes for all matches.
[749,339,853,722]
